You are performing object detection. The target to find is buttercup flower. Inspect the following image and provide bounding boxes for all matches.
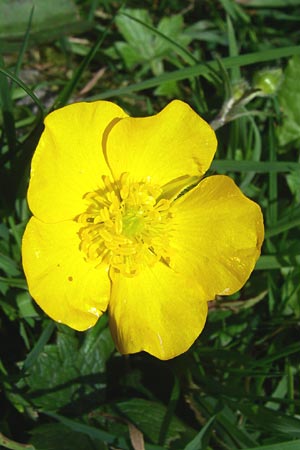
[22,100,264,360]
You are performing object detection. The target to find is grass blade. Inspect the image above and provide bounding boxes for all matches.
[245,439,300,450]
[90,45,300,99]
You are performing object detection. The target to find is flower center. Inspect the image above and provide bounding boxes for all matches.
[76,173,172,276]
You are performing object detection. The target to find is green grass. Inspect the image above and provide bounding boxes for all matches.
[1,1,300,449]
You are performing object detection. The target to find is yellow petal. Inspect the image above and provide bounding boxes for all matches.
[105,100,217,188]
[28,101,128,222]
[170,175,264,298]
[22,217,111,330]
[109,264,208,360]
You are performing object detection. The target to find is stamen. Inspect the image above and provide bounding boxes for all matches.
[76,173,173,276]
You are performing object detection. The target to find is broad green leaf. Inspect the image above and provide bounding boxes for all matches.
[115,9,154,60]
[0,252,20,277]
[115,398,193,445]
[277,56,300,147]
[30,423,106,450]
[155,15,191,56]
[154,79,181,97]
[40,411,168,449]
[185,20,227,45]
[112,8,194,79]
[0,0,90,51]
[238,404,300,438]
[40,412,120,446]
[112,42,142,69]
[26,319,114,410]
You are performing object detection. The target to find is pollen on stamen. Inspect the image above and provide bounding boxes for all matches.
[76,173,173,276]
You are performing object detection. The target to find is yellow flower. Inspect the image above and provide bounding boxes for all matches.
[22,100,264,360]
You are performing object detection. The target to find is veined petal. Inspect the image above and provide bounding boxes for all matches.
[109,264,208,360]
[105,100,217,188]
[170,175,264,299]
[22,217,111,330]
[28,101,128,222]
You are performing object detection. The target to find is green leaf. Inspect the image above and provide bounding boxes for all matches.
[154,79,181,97]
[0,252,20,277]
[184,416,216,450]
[277,56,300,147]
[0,66,44,112]
[283,268,300,317]
[26,318,114,410]
[238,403,300,439]
[41,412,119,446]
[16,291,38,320]
[112,42,142,69]
[93,45,300,100]
[243,0,300,6]
[155,15,191,57]
[53,20,111,109]
[256,254,300,270]
[115,398,192,445]
[0,54,16,153]
[31,423,105,450]
[211,160,300,173]
[245,440,300,450]
[286,170,300,202]
[115,9,154,60]
[113,9,194,77]
[0,0,90,51]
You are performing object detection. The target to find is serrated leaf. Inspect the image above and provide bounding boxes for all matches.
[114,9,193,77]
[277,56,300,147]
[116,9,154,60]
[155,15,191,56]
[26,318,114,410]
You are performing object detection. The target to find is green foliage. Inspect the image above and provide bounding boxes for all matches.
[106,8,193,97]
[1,1,300,449]
[25,319,114,410]
[31,423,102,450]
[277,56,300,147]
[0,0,90,51]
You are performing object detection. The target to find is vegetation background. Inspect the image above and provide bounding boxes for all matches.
[1,0,300,449]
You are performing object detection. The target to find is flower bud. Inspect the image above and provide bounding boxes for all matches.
[253,68,283,95]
